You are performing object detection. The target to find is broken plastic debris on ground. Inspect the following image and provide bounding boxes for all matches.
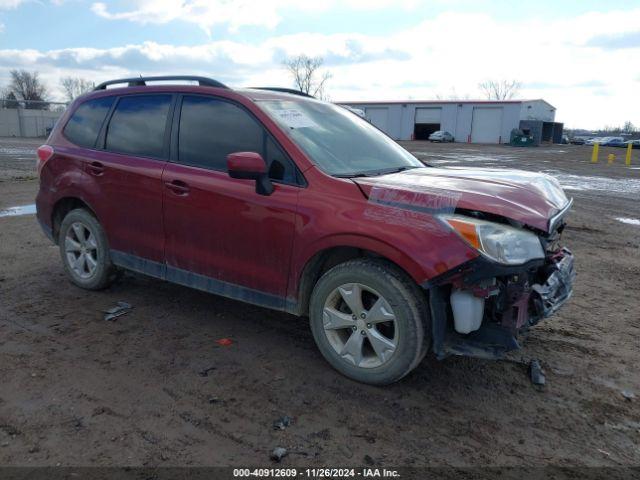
[273,415,292,430]
[529,359,546,386]
[103,301,132,321]
[270,447,287,462]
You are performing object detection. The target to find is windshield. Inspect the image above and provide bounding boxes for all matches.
[258,99,423,177]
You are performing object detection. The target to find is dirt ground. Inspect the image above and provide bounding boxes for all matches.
[1,137,639,470]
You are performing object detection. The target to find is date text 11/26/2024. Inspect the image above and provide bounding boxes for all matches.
[232,468,401,478]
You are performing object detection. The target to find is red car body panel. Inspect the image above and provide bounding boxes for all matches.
[161,161,299,298]
[38,143,167,262]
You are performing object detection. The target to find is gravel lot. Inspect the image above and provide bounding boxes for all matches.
[1,137,639,470]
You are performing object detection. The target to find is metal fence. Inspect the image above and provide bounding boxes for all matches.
[0,99,69,112]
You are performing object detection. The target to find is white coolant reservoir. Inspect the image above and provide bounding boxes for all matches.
[450,289,485,334]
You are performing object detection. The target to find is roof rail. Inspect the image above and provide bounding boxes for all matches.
[94,75,228,91]
[251,87,315,98]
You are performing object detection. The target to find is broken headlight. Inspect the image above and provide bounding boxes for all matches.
[440,214,545,265]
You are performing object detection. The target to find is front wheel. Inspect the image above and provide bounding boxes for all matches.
[309,259,430,385]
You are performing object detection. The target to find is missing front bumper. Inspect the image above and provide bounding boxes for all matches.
[429,248,576,360]
[531,249,576,321]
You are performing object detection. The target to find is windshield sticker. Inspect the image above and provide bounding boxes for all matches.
[272,109,318,129]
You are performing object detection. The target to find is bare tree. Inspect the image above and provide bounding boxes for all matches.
[478,79,521,100]
[623,121,636,133]
[283,54,331,99]
[60,77,95,101]
[7,70,48,108]
[1,90,19,109]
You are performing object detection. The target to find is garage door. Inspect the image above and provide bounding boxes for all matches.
[415,107,441,124]
[365,107,389,134]
[471,107,503,143]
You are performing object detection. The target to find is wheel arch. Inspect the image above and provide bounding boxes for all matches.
[291,238,427,317]
[51,197,99,244]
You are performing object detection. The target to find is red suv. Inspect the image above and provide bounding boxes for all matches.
[36,76,575,385]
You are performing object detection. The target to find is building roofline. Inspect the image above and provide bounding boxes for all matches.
[338,98,554,107]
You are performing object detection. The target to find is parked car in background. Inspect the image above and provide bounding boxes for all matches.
[601,137,625,147]
[585,137,603,145]
[428,130,454,142]
[569,136,586,145]
[561,135,570,144]
[342,105,366,119]
[624,139,640,149]
[35,75,575,385]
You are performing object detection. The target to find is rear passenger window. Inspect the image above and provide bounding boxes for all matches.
[63,97,114,148]
[105,95,171,158]
[178,96,298,183]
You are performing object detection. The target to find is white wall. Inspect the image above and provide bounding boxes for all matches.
[0,108,62,137]
[520,100,556,122]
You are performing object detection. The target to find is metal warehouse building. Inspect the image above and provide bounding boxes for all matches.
[340,99,562,145]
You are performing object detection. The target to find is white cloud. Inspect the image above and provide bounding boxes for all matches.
[1,8,639,128]
[90,0,421,34]
[0,0,26,8]
[0,0,66,10]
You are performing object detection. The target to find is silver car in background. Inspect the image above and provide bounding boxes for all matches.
[428,130,455,142]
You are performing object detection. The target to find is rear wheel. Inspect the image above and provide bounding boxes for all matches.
[59,208,117,290]
[309,259,430,385]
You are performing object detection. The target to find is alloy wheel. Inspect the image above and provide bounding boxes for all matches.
[65,222,98,279]
[322,283,398,368]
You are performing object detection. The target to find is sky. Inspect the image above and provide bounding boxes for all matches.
[0,0,638,129]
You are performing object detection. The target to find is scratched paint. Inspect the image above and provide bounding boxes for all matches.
[363,180,461,234]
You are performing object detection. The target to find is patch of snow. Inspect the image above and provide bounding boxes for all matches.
[616,217,640,226]
[0,147,36,155]
[0,204,36,217]
[548,173,640,197]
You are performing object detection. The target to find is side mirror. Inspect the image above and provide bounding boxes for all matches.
[227,152,274,196]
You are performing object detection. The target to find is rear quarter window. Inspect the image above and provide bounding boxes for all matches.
[63,97,115,148]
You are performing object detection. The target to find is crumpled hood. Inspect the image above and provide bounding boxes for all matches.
[354,166,570,232]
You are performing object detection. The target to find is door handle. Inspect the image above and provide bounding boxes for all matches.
[87,161,104,175]
[164,180,190,196]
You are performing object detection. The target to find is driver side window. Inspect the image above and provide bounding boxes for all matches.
[177,95,299,184]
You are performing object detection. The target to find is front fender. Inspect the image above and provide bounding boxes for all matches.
[296,232,429,284]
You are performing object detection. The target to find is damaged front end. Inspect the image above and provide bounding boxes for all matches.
[426,212,576,360]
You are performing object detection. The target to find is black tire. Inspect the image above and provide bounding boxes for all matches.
[58,208,117,290]
[309,259,430,385]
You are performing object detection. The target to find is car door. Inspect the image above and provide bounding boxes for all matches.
[161,95,301,308]
[92,93,174,266]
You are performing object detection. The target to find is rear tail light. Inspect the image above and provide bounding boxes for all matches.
[36,145,54,175]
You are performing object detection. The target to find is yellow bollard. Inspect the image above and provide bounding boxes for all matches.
[607,153,615,164]
[591,143,599,163]
[626,142,633,166]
